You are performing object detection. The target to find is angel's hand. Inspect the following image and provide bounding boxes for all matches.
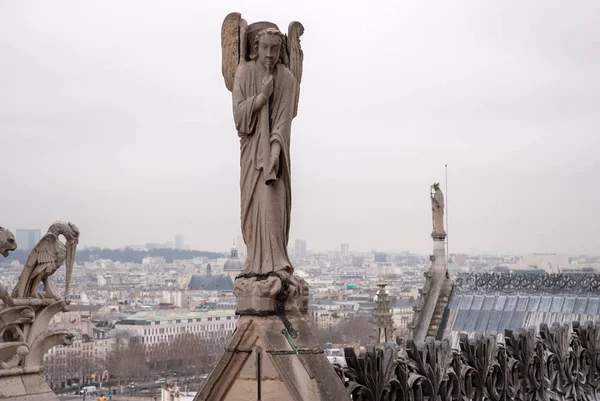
[261,75,273,99]
[268,153,279,177]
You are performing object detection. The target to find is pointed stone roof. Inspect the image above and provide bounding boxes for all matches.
[370,283,395,344]
[195,316,350,401]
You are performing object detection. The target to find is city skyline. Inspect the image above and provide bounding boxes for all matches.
[2,1,599,255]
[5,226,598,258]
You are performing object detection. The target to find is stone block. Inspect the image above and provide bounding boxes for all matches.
[21,373,53,395]
[0,375,26,399]
[226,377,292,401]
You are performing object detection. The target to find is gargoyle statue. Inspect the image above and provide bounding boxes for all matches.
[0,227,17,258]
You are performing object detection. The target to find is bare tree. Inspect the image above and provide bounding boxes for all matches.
[147,333,218,376]
[339,317,372,345]
[310,323,345,345]
[106,333,148,385]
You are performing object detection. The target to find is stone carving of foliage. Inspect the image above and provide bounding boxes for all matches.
[340,322,600,401]
[342,343,404,401]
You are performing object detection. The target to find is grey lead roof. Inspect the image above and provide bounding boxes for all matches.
[445,294,600,334]
[188,274,233,291]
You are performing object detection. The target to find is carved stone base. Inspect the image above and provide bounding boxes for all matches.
[0,298,73,400]
[195,315,350,401]
[0,373,58,400]
[431,230,446,241]
[234,274,309,316]
[198,274,347,401]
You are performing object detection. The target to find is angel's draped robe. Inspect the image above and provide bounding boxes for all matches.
[432,189,445,233]
[232,60,296,275]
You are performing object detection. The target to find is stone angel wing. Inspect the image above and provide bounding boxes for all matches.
[285,21,304,117]
[11,233,57,298]
[221,12,248,92]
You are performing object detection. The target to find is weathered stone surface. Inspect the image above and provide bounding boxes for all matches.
[341,322,600,401]
[199,14,343,400]
[0,376,26,398]
[202,12,349,400]
[220,13,303,276]
[196,315,349,401]
[0,227,17,258]
[370,283,395,344]
[21,373,54,395]
[431,182,445,234]
[2,395,58,401]
[234,274,308,316]
[227,378,293,401]
[0,224,78,401]
[0,373,57,400]
[411,184,453,342]
[12,222,79,299]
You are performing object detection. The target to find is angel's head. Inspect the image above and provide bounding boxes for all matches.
[251,27,285,70]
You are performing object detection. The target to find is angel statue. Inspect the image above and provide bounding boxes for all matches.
[221,13,304,276]
[12,221,79,299]
[431,183,445,233]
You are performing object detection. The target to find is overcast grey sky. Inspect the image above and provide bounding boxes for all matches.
[1,1,599,255]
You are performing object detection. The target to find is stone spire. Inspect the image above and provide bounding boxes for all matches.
[410,183,454,342]
[231,238,238,258]
[370,283,396,344]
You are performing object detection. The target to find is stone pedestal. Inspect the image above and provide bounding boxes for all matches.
[0,298,73,401]
[195,275,350,401]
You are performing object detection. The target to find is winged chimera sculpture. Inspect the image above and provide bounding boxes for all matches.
[0,223,76,399]
[12,221,79,300]
[0,227,17,258]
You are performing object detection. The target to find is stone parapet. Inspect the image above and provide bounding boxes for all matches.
[454,271,600,295]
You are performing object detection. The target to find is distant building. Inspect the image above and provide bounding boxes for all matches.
[295,239,307,258]
[374,252,388,263]
[223,242,243,280]
[162,289,189,308]
[352,256,365,268]
[341,243,350,257]
[391,298,415,338]
[500,254,571,274]
[44,331,118,390]
[188,275,234,292]
[142,256,166,265]
[175,233,184,249]
[115,309,238,353]
[309,305,336,331]
[15,229,41,250]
